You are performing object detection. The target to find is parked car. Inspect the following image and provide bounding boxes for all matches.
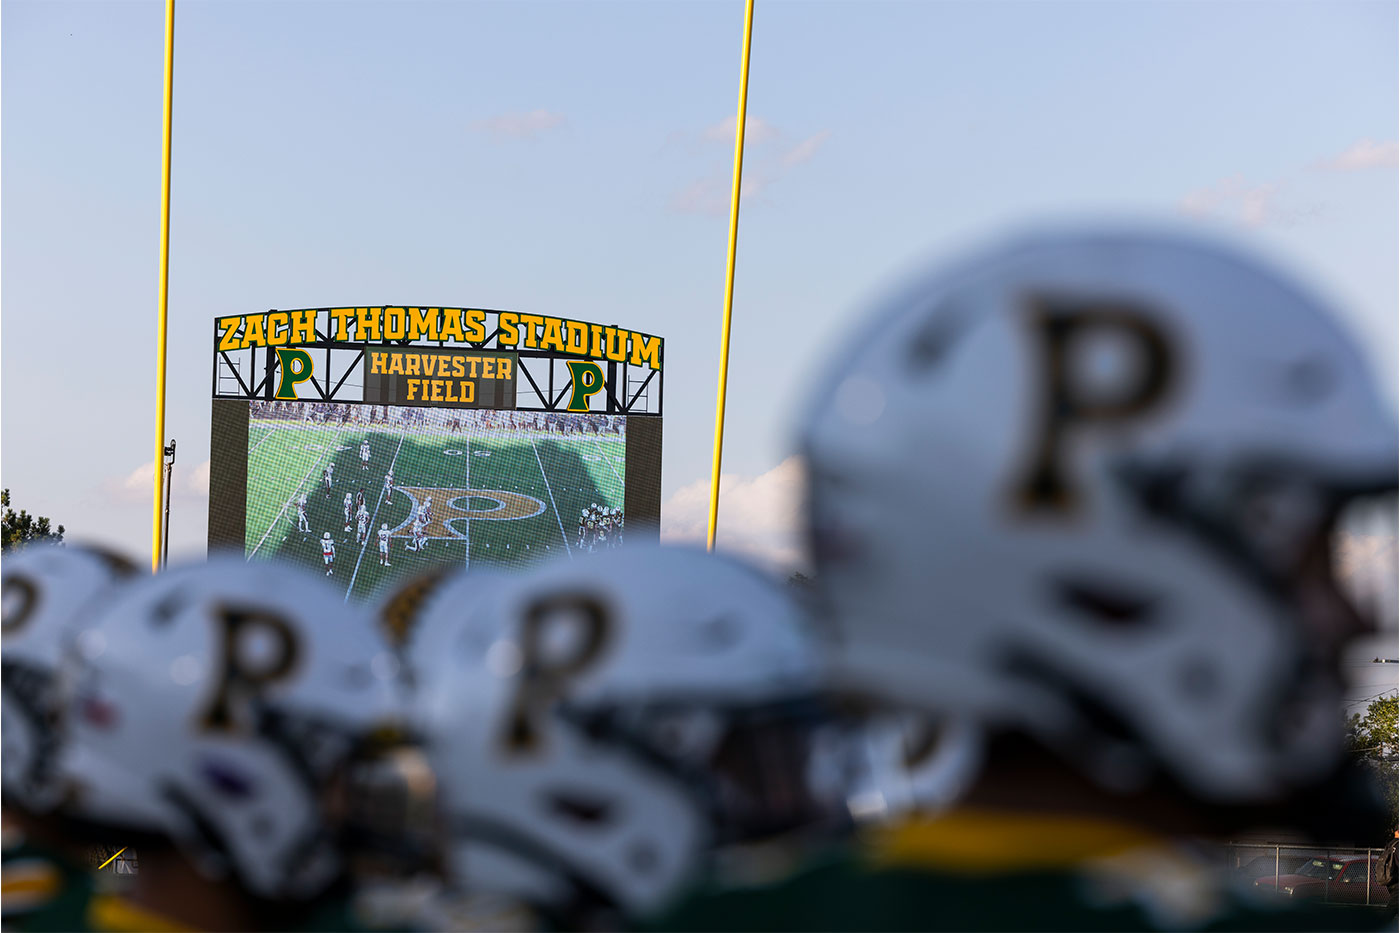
[1235,853,1309,883]
[1253,856,1388,905]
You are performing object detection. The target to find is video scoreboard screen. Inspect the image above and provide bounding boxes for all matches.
[208,307,662,602]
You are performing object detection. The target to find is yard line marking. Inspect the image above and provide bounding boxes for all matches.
[470,434,476,571]
[346,432,406,602]
[248,425,277,455]
[588,435,625,488]
[531,439,572,558]
[250,427,346,558]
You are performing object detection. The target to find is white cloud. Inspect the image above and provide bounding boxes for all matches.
[661,456,807,572]
[105,458,211,504]
[667,172,769,217]
[1178,174,1318,228]
[1314,138,1399,172]
[781,130,831,168]
[703,114,780,145]
[1180,139,1396,227]
[671,118,831,216]
[186,459,211,496]
[471,109,566,141]
[1335,531,1397,614]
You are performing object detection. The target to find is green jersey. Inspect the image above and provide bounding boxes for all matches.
[1,827,95,933]
[645,809,1386,932]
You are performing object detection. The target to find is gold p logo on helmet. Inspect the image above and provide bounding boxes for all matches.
[1011,299,1177,515]
[199,607,300,732]
[500,593,612,754]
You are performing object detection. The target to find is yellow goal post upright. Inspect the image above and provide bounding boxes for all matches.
[705,0,756,552]
[151,0,176,572]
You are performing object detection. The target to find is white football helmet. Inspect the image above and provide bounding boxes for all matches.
[406,546,830,921]
[56,557,411,900]
[801,226,1396,803]
[373,567,507,691]
[2,544,136,813]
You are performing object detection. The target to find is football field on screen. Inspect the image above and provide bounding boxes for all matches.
[244,419,625,602]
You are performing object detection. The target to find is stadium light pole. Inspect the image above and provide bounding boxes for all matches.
[151,0,176,573]
[705,0,755,552]
[161,440,177,568]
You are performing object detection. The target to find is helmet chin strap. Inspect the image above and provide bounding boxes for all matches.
[450,811,627,921]
[996,645,1160,796]
[2,663,63,809]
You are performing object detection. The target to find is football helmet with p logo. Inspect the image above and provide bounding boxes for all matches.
[2,543,136,814]
[55,557,409,900]
[406,545,831,923]
[802,226,1396,804]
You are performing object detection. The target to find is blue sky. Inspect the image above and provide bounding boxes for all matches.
[4,0,1396,583]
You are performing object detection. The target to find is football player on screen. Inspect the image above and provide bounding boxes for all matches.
[321,530,336,575]
[356,504,370,546]
[384,467,395,505]
[378,523,392,566]
[343,491,354,533]
[295,494,310,534]
[323,459,335,495]
[361,438,371,471]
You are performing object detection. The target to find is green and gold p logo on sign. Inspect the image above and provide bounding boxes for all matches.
[566,361,604,412]
[275,348,315,399]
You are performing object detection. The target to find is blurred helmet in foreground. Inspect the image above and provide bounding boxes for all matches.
[56,556,414,900]
[801,226,1396,803]
[407,545,831,922]
[2,543,136,813]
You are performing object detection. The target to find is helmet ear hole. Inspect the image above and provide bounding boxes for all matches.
[1051,577,1158,628]
[904,305,968,374]
[544,790,614,826]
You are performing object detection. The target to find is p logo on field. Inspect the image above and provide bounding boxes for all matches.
[274,348,315,400]
[566,361,604,412]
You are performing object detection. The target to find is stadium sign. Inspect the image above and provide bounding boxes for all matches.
[216,307,663,371]
[213,306,663,417]
[364,348,517,409]
[209,306,663,601]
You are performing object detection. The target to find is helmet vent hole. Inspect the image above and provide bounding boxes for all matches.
[151,592,187,626]
[1175,657,1220,701]
[1053,577,1157,628]
[905,306,967,374]
[699,614,741,650]
[544,790,613,827]
[628,840,659,874]
[1281,356,1334,403]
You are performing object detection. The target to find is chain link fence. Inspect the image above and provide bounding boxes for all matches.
[1224,842,1390,908]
